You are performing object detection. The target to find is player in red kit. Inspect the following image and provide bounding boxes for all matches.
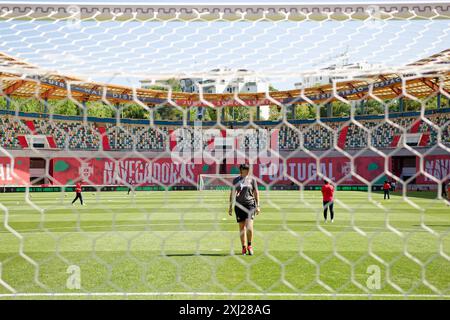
[321,180,335,223]
[383,180,391,200]
[72,181,84,206]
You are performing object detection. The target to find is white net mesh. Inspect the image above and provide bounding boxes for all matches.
[0,1,449,299]
[198,174,237,190]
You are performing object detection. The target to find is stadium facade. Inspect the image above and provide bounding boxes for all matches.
[0,50,449,191]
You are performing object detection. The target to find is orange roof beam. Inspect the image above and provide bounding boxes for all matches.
[40,87,58,100]
[345,82,366,100]
[379,75,402,97]
[421,77,450,96]
[3,80,26,95]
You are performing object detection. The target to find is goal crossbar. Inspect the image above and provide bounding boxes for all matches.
[198,174,237,190]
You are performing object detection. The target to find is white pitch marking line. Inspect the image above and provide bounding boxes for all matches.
[0,292,449,298]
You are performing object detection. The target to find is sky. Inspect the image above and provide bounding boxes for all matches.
[0,0,449,90]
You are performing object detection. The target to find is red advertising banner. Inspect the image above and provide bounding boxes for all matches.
[3,154,447,187]
[0,157,30,185]
[225,156,387,185]
[416,154,450,184]
[175,98,281,108]
[51,156,387,186]
[49,154,450,187]
[51,157,217,186]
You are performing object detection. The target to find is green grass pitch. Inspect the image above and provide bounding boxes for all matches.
[0,190,449,300]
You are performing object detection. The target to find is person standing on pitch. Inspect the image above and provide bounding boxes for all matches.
[128,179,134,195]
[441,179,448,199]
[442,180,450,206]
[391,180,396,192]
[447,181,450,205]
[321,180,335,223]
[72,181,84,206]
[383,180,391,200]
[228,164,260,256]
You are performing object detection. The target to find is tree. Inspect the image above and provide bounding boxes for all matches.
[51,100,80,116]
[331,101,350,117]
[205,107,217,121]
[405,99,422,112]
[227,106,249,122]
[269,85,278,92]
[147,78,183,120]
[153,104,183,121]
[360,99,384,116]
[87,101,116,118]
[17,98,43,113]
[120,104,150,119]
[269,105,281,121]
[0,96,7,110]
[1,88,445,120]
[295,104,316,119]
[148,78,182,92]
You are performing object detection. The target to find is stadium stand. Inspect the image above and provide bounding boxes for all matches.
[0,110,448,151]
[0,116,30,149]
[32,119,101,150]
[105,124,167,151]
[344,113,450,149]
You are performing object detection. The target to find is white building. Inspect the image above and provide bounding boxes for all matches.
[140,68,271,119]
[295,62,384,89]
[140,68,268,94]
[179,68,269,94]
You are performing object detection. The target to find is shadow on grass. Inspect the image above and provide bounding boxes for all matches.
[412,225,450,227]
[374,191,443,200]
[162,253,230,257]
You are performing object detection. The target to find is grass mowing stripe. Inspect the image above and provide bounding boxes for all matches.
[0,190,448,299]
[0,223,447,234]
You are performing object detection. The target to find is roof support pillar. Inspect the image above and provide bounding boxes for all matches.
[291,104,296,120]
[326,102,333,118]
[43,98,48,113]
[6,95,11,110]
[196,107,204,121]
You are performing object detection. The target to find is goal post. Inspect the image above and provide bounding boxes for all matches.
[0,0,449,301]
[198,174,238,191]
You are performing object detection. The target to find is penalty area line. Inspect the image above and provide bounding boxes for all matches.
[0,292,449,298]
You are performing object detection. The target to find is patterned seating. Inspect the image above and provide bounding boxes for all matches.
[105,124,167,151]
[0,113,448,150]
[0,117,29,149]
[33,119,101,150]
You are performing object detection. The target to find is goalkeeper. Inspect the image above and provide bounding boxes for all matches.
[228,164,260,256]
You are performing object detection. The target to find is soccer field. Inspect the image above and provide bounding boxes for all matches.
[0,190,449,300]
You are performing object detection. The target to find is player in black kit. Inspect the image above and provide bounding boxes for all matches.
[228,164,260,256]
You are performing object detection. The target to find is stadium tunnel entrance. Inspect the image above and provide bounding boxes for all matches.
[29,157,49,185]
[392,156,417,183]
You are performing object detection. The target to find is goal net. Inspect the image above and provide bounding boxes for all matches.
[198,174,239,191]
[0,1,449,300]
